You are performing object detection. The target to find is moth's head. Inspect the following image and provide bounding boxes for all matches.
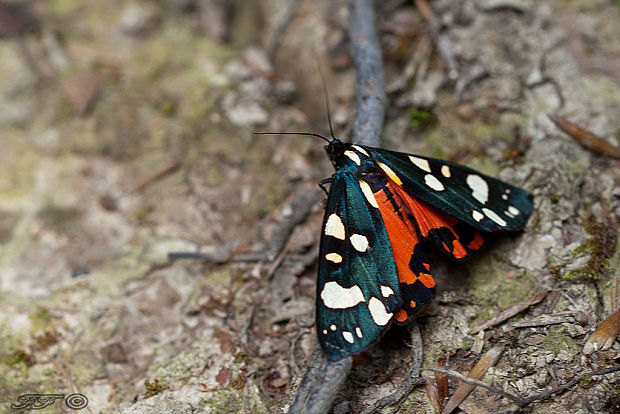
[324,138,346,165]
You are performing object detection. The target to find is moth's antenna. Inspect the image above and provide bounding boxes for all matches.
[253,131,331,143]
[315,57,336,140]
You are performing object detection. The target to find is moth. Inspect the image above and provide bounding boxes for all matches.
[314,137,532,359]
[258,98,532,361]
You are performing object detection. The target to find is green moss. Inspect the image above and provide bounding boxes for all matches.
[135,204,154,222]
[200,389,244,413]
[469,266,539,326]
[234,351,250,364]
[559,218,616,281]
[550,193,560,204]
[1,349,34,367]
[541,326,578,354]
[246,177,288,218]
[144,378,167,399]
[29,306,52,334]
[408,108,432,127]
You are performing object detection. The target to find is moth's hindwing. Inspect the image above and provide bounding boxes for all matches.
[372,180,436,324]
[391,183,485,260]
[364,146,533,232]
[317,171,401,360]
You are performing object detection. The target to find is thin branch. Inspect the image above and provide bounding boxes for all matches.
[288,0,387,412]
[348,0,386,147]
[430,364,620,409]
[429,367,523,406]
[288,344,353,414]
[471,291,547,334]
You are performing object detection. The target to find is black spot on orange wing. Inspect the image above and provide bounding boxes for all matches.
[391,184,484,260]
[373,182,436,324]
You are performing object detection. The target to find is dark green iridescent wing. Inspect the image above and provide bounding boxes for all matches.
[316,170,401,360]
[361,146,533,232]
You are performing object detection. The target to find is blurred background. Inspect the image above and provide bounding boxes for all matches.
[0,0,619,413]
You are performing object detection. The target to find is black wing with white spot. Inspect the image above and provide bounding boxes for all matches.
[317,170,402,360]
[361,146,533,232]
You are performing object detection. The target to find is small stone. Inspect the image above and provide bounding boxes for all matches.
[222,92,268,127]
[100,342,127,363]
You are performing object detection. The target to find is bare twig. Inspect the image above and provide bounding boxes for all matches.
[471,291,547,334]
[266,185,323,261]
[442,345,504,414]
[508,312,577,329]
[348,0,386,147]
[430,367,523,406]
[288,344,353,414]
[288,0,387,412]
[413,0,458,81]
[132,161,181,193]
[431,364,620,409]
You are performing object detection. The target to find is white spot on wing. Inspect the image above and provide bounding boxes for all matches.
[358,180,379,208]
[441,165,451,178]
[320,281,365,309]
[482,208,507,226]
[325,214,345,240]
[322,329,328,335]
[355,327,363,338]
[351,145,369,157]
[467,174,489,204]
[368,297,393,326]
[342,331,355,344]
[409,156,431,172]
[330,324,337,331]
[472,210,484,222]
[344,150,361,165]
[378,162,403,186]
[325,253,343,263]
[424,174,445,191]
[380,285,395,298]
[508,206,520,216]
[350,234,369,252]
[502,194,508,200]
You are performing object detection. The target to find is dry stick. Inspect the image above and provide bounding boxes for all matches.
[430,365,620,409]
[471,291,548,334]
[348,0,385,147]
[288,0,386,413]
[429,367,524,406]
[413,0,458,81]
[132,161,181,193]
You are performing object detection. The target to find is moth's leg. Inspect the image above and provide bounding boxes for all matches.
[318,178,332,195]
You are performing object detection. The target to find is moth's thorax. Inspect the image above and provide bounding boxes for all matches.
[325,140,372,171]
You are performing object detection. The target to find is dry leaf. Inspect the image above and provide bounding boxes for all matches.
[548,114,620,159]
[62,73,102,116]
[583,307,620,354]
[442,346,504,414]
